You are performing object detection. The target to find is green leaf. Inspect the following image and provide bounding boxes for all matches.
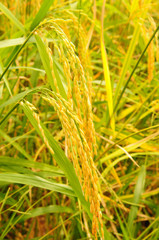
[101,38,115,132]
[0,37,54,49]
[0,129,33,161]
[35,34,67,98]
[136,216,159,240]
[0,57,12,96]
[0,31,34,82]
[35,34,56,91]
[30,0,55,31]
[0,86,44,109]
[53,61,67,99]
[0,193,16,206]
[0,156,64,177]
[0,2,25,33]
[18,205,73,222]
[115,208,130,240]
[0,173,74,196]
[0,37,26,49]
[128,165,146,237]
[114,23,140,105]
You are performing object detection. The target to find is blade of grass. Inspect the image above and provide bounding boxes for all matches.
[113,25,159,114]
[35,34,56,91]
[0,187,10,214]
[0,195,25,239]
[114,22,141,105]
[115,208,130,240]
[17,205,73,222]
[86,0,96,49]
[0,37,26,48]
[30,0,55,31]
[0,30,36,82]
[127,165,146,238]
[100,0,121,187]
[0,173,74,196]
[35,34,67,99]
[101,130,159,167]
[130,0,139,16]
[0,129,33,161]
[101,0,115,132]
[53,61,67,99]
[136,216,159,240]
[142,229,158,240]
[0,58,12,96]
[0,192,16,206]
[0,156,64,176]
[0,2,25,33]
[0,86,44,110]
[101,124,159,156]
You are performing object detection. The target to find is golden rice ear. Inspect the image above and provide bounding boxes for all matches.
[35,16,103,238]
[41,90,102,239]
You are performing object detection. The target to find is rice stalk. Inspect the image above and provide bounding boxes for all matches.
[41,90,103,239]
[25,15,103,238]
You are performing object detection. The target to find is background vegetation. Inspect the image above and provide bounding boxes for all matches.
[0,0,159,239]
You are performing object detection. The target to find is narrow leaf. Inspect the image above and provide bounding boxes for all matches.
[128,165,146,237]
[0,57,12,96]
[18,205,73,222]
[0,156,64,176]
[101,39,115,132]
[0,86,44,109]
[101,0,115,132]
[30,0,55,31]
[0,173,74,196]
[0,129,33,161]
[0,2,25,33]
[35,34,56,91]
[35,34,67,98]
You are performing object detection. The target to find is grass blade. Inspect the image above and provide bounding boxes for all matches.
[35,34,67,99]
[30,0,55,31]
[0,173,74,196]
[115,208,130,240]
[101,130,159,167]
[114,23,140,105]
[0,31,35,82]
[18,205,73,222]
[0,86,44,110]
[114,25,159,114]
[127,165,146,238]
[0,2,25,33]
[0,156,63,177]
[101,0,115,132]
[0,57,12,96]
[35,34,56,92]
[0,129,33,161]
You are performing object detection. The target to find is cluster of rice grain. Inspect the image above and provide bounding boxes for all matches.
[29,15,103,239]
[42,91,103,238]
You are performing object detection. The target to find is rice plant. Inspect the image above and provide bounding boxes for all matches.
[0,0,159,239]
